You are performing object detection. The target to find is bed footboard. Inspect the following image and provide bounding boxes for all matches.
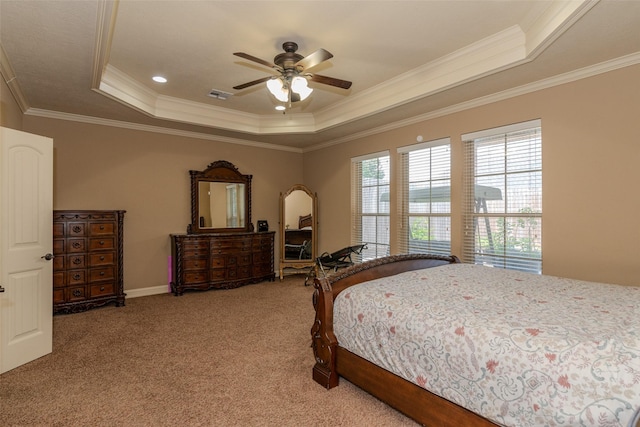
[310,254,459,389]
[311,275,338,388]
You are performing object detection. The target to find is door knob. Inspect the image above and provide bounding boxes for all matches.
[41,253,55,261]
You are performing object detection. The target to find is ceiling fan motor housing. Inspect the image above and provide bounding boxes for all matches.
[274,42,304,70]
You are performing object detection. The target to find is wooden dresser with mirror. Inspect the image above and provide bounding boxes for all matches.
[170,161,274,295]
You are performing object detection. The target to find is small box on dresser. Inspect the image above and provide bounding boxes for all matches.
[53,210,126,314]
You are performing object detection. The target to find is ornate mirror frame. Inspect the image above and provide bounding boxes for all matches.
[189,160,253,234]
[279,184,317,280]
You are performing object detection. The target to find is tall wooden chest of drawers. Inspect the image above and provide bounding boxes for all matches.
[170,232,275,295]
[53,210,125,314]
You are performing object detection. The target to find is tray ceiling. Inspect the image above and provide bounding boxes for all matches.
[1,1,639,149]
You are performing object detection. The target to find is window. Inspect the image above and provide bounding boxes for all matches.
[462,120,542,273]
[351,151,390,261]
[398,138,451,255]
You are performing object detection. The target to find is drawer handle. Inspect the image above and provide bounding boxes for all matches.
[100,271,105,276]
[99,240,105,245]
[72,226,82,233]
[100,286,105,291]
[100,256,105,261]
[100,225,105,230]
[72,242,81,249]
[73,289,81,297]
[73,274,81,280]
[73,257,81,265]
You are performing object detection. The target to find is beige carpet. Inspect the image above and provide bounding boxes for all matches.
[0,275,417,426]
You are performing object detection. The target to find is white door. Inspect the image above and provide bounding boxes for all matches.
[0,127,53,374]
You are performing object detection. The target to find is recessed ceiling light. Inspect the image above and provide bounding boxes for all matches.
[275,106,285,111]
[152,76,167,83]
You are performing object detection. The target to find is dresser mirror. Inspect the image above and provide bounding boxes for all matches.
[189,160,252,233]
[279,184,317,279]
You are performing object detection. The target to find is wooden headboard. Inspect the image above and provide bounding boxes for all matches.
[299,214,312,229]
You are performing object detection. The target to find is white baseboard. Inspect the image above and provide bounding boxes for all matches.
[125,285,171,299]
[124,272,279,299]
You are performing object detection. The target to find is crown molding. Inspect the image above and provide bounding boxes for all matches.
[23,52,640,154]
[0,43,30,113]
[97,64,159,114]
[524,0,598,58]
[23,53,639,154]
[313,25,528,130]
[24,108,303,153]
[91,0,118,89]
[303,52,640,153]
[98,64,318,135]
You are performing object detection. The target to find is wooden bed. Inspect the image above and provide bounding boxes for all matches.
[310,254,640,427]
[311,254,494,426]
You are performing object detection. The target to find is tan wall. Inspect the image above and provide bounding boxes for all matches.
[304,64,640,287]
[22,116,303,292]
[0,77,23,129]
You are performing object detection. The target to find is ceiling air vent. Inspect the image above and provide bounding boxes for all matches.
[208,89,233,100]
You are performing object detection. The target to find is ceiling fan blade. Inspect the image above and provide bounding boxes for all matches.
[295,48,333,71]
[309,74,352,90]
[233,52,278,70]
[233,76,273,90]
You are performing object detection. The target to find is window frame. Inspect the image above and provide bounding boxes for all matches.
[351,151,391,261]
[397,138,452,256]
[462,120,542,273]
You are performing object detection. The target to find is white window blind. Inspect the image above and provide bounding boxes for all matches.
[397,138,451,255]
[462,120,542,273]
[351,152,390,261]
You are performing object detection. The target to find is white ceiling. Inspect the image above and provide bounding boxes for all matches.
[1,0,639,150]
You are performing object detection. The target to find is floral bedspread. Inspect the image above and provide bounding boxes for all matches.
[333,263,640,427]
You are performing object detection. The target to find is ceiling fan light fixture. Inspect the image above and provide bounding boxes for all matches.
[291,76,313,101]
[233,42,352,109]
[266,77,288,102]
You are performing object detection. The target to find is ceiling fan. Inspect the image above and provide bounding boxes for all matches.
[233,41,352,106]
